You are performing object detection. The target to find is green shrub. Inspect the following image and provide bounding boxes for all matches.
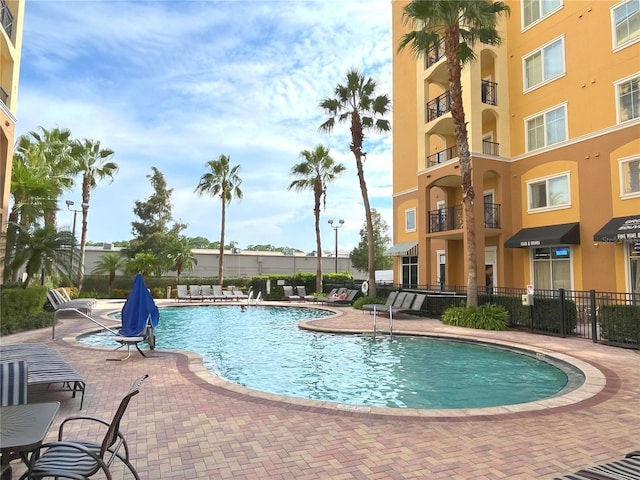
[599,304,640,346]
[353,296,384,310]
[0,285,49,335]
[441,304,508,331]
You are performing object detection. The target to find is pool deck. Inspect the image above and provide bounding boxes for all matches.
[2,299,639,479]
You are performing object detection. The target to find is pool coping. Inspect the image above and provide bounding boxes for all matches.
[66,301,612,420]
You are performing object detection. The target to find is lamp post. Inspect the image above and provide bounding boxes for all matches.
[66,200,81,276]
[327,219,344,273]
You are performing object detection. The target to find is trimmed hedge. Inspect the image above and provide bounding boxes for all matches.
[599,304,640,346]
[0,285,54,335]
[441,304,509,331]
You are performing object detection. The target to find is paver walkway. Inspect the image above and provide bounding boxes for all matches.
[2,299,639,479]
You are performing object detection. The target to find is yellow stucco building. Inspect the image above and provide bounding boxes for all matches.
[0,0,24,283]
[390,0,640,295]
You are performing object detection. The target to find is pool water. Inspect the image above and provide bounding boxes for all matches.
[81,305,577,409]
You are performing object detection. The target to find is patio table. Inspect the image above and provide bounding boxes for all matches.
[0,402,59,480]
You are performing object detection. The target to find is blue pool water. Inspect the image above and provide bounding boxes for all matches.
[81,305,578,409]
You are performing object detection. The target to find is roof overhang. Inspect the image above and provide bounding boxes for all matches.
[594,215,640,242]
[505,222,580,248]
[384,241,418,256]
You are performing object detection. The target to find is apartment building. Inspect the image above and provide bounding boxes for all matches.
[0,0,24,283]
[390,0,640,295]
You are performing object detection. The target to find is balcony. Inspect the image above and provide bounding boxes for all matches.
[424,39,445,69]
[429,203,501,233]
[429,205,463,233]
[0,86,7,106]
[426,146,458,168]
[1,0,13,40]
[426,91,452,122]
[481,80,497,106]
[482,140,499,156]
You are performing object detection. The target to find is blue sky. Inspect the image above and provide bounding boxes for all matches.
[16,0,394,253]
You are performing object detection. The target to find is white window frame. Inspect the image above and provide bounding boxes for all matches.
[405,208,416,232]
[611,0,640,50]
[524,103,568,152]
[526,171,572,212]
[615,73,640,123]
[619,155,640,198]
[530,246,574,291]
[522,0,563,31]
[522,36,565,92]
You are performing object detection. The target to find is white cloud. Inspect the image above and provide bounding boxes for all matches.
[16,0,394,252]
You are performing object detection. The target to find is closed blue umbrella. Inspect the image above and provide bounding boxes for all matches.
[119,274,160,349]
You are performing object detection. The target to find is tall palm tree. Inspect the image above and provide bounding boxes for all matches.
[399,0,510,306]
[74,139,118,292]
[17,127,76,227]
[288,145,346,293]
[319,69,390,298]
[91,252,126,293]
[167,237,198,283]
[126,252,158,277]
[195,154,243,285]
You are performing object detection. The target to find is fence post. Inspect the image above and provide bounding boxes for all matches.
[559,288,566,337]
[590,289,598,343]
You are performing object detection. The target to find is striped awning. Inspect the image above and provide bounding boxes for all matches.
[384,242,418,257]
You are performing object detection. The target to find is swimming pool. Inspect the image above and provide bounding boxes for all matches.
[81,305,582,409]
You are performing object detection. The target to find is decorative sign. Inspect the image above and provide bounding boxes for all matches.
[617,218,640,240]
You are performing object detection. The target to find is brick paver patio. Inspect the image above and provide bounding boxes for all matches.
[2,299,639,479]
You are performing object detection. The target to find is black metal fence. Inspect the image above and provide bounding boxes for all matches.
[384,284,640,350]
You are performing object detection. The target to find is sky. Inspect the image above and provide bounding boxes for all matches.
[16,0,395,254]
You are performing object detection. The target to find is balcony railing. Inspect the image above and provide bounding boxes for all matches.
[1,0,13,40]
[429,203,502,232]
[482,140,499,156]
[0,86,7,106]
[426,146,458,168]
[426,91,452,122]
[425,39,445,69]
[429,205,463,233]
[481,80,498,105]
[484,203,501,229]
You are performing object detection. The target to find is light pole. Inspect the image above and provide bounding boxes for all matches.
[66,200,81,276]
[328,219,344,273]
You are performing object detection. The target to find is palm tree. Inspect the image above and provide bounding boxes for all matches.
[167,237,198,283]
[74,139,118,292]
[91,252,126,293]
[4,224,75,287]
[288,145,346,293]
[195,154,243,285]
[319,69,390,298]
[398,0,510,306]
[16,127,76,227]
[126,252,158,277]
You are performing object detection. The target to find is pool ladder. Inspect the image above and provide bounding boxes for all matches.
[372,306,394,337]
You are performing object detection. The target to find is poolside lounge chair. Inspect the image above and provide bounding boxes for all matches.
[188,285,202,301]
[46,289,95,314]
[362,291,399,313]
[325,289,359,305]
[176,285,191,301]
[553,451,640,479]
[282,285,301,301]
[222,289,236,301]
[233,289,249,301]
[0,343,86,409]
[28,374,149,480]
[200,285,217,301]
[296,286,317,302]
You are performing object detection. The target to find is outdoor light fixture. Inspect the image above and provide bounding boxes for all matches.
[328,219,344,273]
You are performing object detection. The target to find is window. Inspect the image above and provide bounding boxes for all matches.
[524,38,564,90]
[620,157,640,196]
[613,0,640,47]
[617,75,640,122]
[402,256,418,288]
[532,247,572,290]
[523,0,562,28]
[405,208,416,232]
[526,105,567,151]
[528,173,570,210]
